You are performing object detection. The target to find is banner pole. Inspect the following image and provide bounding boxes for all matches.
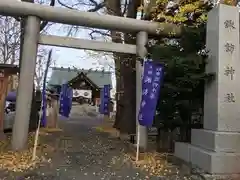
[32,49,52,161]
[136,124,140,162]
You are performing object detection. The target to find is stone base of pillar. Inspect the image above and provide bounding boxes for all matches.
[191,129,240,152]
[174,129,240,174]
[190,145,240,174]
[174,142,191,162]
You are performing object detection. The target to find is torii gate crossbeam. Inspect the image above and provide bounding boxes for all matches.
[39,35,137,54]
[0,0,181,36]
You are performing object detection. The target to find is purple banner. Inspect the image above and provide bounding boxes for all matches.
[68,88,73,114]
[99,89,104,114]
[100,84,110,115]
[41,85,47,127]
[138,60,163,127]
[59,84,73,118]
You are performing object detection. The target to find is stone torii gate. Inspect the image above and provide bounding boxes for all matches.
[0,0,181,151]
[1,0,240,176]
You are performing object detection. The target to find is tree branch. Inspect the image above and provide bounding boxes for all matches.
[40,0,56,31]
[122,0,128,16]
[88,1,105,12]
[57,0,77,9]
[89,29,111,39]
[57,0,105,12]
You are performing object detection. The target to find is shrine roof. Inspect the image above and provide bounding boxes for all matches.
[48,67,112,88]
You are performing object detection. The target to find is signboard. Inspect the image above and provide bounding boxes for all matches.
[138,60,163,127]
[72,89,92,99]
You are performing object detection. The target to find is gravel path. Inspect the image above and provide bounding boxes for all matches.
[0,105,212,180]
[3,112,160,180]
[0,105,215,180]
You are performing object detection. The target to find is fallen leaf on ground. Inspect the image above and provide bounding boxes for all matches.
[0,132,55,172]
[125,152,180,177]
[94,121,117,133]
[41,128,63,132]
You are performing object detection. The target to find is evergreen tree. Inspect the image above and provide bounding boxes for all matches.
[147,0,216,141]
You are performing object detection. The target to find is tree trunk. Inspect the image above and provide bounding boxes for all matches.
[28,84,38,131]
[104,0,124,132]
[119,0,141,135]
[156,129,175,152]
[106,0,141,131]
[105,0,143,137]
[118,54,136,134]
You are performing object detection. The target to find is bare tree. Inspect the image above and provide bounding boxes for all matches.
[0,0,54,66]
[0,16,20,64]
[35,47,56,90]
[0,15,54,90]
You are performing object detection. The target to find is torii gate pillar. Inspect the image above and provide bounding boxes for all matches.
[136,31,148,150]
[11,16,40,151]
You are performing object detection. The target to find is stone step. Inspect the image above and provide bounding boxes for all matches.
[174,142,191,162]
[191,129,240,153]
[174,142,240,174]
[190,145,240,174]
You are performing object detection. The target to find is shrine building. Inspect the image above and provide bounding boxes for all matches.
[47,67,112,105]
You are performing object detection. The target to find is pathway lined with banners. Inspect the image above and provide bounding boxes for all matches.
[0,105,205,180]
[25,117,160,179]
[0,105,158,180]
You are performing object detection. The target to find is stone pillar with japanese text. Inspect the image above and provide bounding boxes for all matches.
[174,4,240,175]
